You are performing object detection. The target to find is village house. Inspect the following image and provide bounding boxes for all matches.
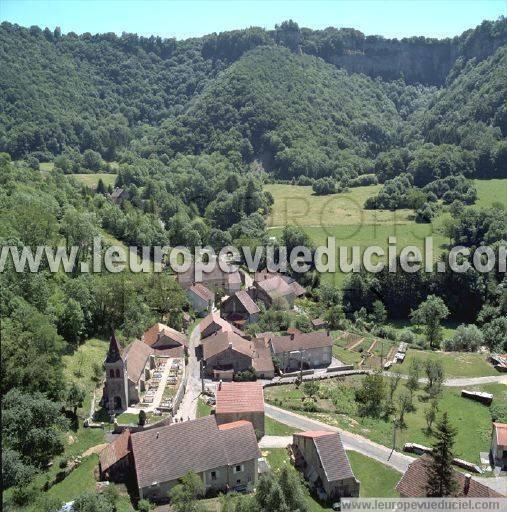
[491,422,507,469]
[176,262,241,293]
[251,337,276,379]
[202,330,255,380]
[221,290,260,327]
[252,275,295,310]
[108,186,126,204]
[215,382,265,438]
[201,330,274,380]
[269,331,333,372]
[105,416,260,501]
[254,270,306,297]
[141,322,187,358]
[292,431,360,501]
[198,312,244,339]
[187,283,215,316]
[99,429,132,483]
[103,323,187,412]
[396,454,503,497]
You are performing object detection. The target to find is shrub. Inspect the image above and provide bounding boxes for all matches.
[397,329,417,345]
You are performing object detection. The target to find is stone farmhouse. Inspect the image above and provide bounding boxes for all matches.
[100,416,261,502]
[201,329,275,380]
[292,431,360,500]
[269,331,333,372]
[103,323,187,413]
[176,262,241,293]
[396,454,503,497]
[187,283,215,316]
[215,382,265,438]
[198,311,245,339]
[252,274,295,310]
[491,422,507,470]
[221,290,260,327]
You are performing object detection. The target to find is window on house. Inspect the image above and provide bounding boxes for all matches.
[234,465,243,473]
[115,369,120,378]
[109,369,114,378]
[210,471,217,481]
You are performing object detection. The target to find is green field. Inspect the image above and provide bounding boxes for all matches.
[473,179,507,209]
[73,173,117,188]
[271,222,447,286]
[395,349,498,378]
[265,376,502,463]
[63,338,108,414]
[265,184,413,228]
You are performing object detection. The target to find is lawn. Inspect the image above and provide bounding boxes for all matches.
[46,455,99,503]
[265,375,501,464]
[265,184,413,228]
[62,338,108,414]
[265,416,300,436]
[347,451,400,497]
[197,397,213,418]
[395,349,498,378]
[472,179,507,209]
[72,173,118,188]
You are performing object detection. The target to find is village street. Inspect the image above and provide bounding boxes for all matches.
[383,371,507,387]
[175,324,202,421]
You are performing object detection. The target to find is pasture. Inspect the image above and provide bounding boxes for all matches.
[73,173,117,188]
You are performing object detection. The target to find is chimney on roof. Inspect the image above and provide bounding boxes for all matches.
[218,380,222,390]
[464,473,471,495]
[228,341,233,349]
[156,432,160,439]
[290,333,295,340]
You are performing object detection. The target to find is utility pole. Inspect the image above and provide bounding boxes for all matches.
[380,339,384,370]
[388,420,397,460]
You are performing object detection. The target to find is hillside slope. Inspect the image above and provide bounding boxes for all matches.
[152,46,402,178]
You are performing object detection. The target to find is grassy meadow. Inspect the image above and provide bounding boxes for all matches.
[265,375,504,464]
[472,179,507,208]
[73,172,117,188]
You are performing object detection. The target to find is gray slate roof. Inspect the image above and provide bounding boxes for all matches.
[130,415,260,489]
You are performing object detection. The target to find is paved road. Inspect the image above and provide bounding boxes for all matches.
[265,404,507,495]
[175,324,202,421]
[265,403,414,473]
[383,371,507,388]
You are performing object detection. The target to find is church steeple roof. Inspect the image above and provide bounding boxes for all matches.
[105,331,123,363]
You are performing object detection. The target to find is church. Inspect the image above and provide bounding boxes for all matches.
[102,323,187,412]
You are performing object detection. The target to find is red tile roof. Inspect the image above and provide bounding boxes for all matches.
[202,330,254,361]
[142,323,187,348]
[396,454,503,497]
[224,290,260,315]
[199,312,243,337]
[216,382,264,414]
[217,420,253,430]
[256,275,294,298]
[99,430,131,473]
[494,422,507,446]
[189,283,215,302]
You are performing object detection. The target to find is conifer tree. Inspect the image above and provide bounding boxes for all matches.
[426,412,458,497]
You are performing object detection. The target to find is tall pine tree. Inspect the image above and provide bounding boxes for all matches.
[426,412,459,497]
